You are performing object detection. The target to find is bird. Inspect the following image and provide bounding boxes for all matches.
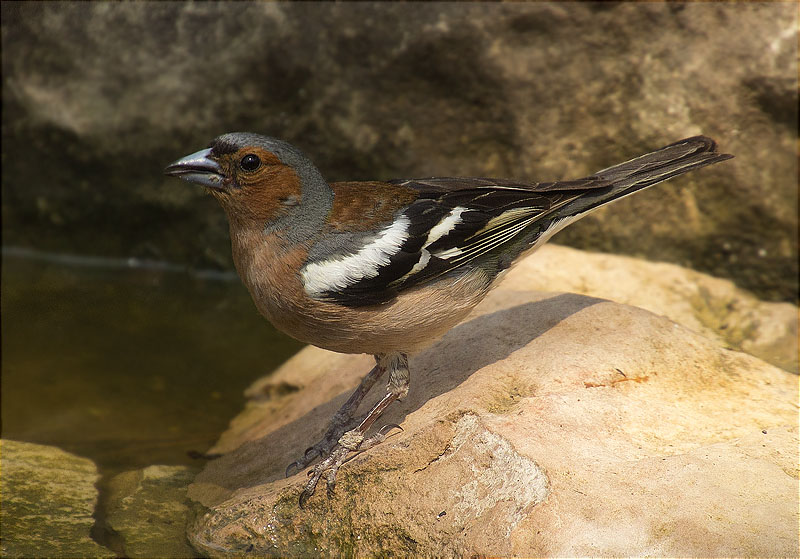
[165,133,732,505]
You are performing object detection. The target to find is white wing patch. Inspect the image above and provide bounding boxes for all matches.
[302,215,410,297]
[432,206,539,262]
[401,207,466,279]
[405,249,431,277]
[427,207,466,245]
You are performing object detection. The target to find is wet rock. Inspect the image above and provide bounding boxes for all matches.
[105,465,197,558]
[0,440,114,558]
[1,2,797,301]
[186,254,798,557]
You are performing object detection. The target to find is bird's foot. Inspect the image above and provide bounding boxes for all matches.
[285,425,350,478]
[298,424,401,507]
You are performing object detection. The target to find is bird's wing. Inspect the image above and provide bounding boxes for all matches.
[302,179,596,306]
[302,136,731,307]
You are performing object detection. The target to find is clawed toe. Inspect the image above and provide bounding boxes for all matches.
[379,423,403,436]
[298,446,350,508]
[285,461,302,478]
[296,422,405,506]
[285,439,335,478]
[293,355,409,506]
[286,426,399,481]
[298,485,313,508]
[325,468,338,499]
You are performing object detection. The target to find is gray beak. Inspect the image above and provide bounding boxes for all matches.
[164,148,227,190]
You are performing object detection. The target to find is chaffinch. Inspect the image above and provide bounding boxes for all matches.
[165,133,732,505]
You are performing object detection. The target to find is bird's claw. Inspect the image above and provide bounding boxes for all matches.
[285,414,365,479]
[285,436,340,478]
[296,423,403,507]
[378,423,403,436]
[326,468,338,499]
[298,444,350,508]
[285,461,302,478]
[284,446,321,476]
[298,485,312,509]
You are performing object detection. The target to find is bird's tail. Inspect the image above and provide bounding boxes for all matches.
[556,135,733,219]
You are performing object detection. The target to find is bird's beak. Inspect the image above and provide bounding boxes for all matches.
[164,148,227,190]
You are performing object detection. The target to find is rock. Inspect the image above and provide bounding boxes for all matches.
[186,254,798,556]
[1,2,796,301]
[514,245,798,373]
[0,440,114,558]
[105,465,198,558]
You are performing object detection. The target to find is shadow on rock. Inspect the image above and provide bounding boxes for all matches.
[196,292,603,496]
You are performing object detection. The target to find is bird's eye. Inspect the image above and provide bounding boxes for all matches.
[240,154,261,172]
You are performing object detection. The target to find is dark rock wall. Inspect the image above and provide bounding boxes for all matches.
[2,3,796,300]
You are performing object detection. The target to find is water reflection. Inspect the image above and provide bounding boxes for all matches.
[1,249,303,476]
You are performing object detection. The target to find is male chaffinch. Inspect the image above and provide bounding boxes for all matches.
[165,133,732,505]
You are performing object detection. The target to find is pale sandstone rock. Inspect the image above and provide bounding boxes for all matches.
[512,244,798,373]
[187,253,798,557]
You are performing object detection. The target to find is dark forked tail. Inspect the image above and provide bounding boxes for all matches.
[555,136,734,219]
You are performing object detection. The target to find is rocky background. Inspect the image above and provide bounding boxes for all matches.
[2,2,797,302]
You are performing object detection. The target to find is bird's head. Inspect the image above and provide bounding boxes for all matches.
[165,132,333,234]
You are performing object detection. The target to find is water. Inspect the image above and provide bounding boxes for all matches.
[1,248,303,477]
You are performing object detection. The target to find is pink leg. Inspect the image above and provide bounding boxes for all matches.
[299,352,409,507]
[286,357,387,477]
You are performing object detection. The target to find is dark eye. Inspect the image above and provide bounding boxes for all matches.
[240,154,261,172]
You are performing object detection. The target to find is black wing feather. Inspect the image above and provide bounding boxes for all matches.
[318,136,732,307]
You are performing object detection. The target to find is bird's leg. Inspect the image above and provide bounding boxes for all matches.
[299,353,409,507]
[286,357,387,477]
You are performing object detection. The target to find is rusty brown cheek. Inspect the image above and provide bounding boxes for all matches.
[224,165,304,225]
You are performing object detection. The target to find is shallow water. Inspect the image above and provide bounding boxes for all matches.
[1,248,303,476]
